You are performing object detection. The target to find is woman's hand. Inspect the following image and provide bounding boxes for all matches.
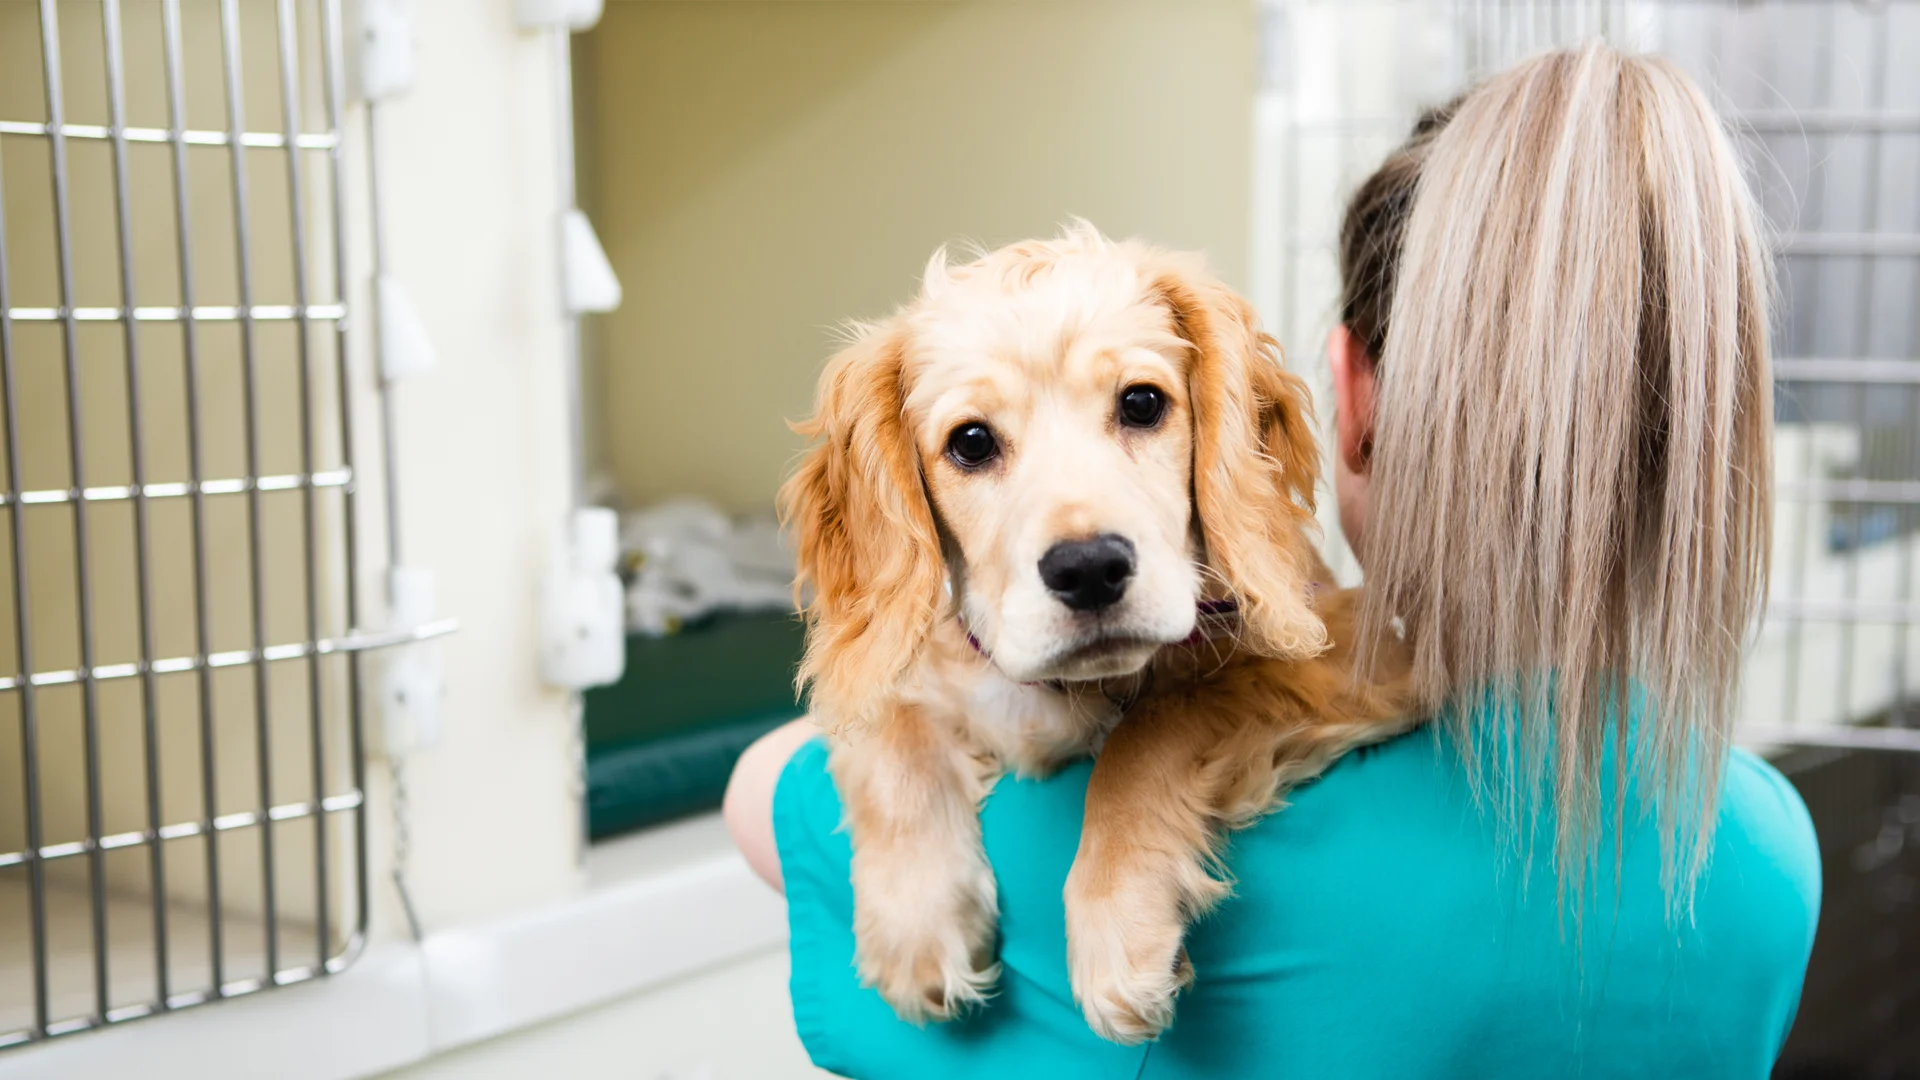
[723,717,822,892]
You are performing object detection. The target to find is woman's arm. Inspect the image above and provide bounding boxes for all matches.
[723,716,821,892]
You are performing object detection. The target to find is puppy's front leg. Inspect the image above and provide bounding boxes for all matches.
[831,703,1001,1023]
[1063,703,1228,1044]
[1065,658,1418,1043]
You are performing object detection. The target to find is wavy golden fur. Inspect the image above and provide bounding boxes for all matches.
[780,224,1412,1043]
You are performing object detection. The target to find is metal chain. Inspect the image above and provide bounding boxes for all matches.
[569,691,588,868]
[391,754,425,941]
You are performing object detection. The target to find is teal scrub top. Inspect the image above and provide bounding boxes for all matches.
[774,716,1821,1079]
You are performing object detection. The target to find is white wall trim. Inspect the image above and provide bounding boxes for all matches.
[422,847,787,1053]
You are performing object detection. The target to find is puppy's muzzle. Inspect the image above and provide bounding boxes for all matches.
[1038,534,1136,613]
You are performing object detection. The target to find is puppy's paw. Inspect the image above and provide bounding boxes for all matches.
[857,917,1000,1024]
[1065,865,1212,1044]
[852,853,1000,1023]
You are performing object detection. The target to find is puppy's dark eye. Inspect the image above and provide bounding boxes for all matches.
[946,423,999,468]
[1118,385,1167,428]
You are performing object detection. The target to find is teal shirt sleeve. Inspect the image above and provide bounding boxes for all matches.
[774,731,1820,1080]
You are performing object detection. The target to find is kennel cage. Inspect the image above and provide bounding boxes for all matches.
[0,0,452,1050]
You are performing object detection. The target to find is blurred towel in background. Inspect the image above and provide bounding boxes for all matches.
[621,498,796,636]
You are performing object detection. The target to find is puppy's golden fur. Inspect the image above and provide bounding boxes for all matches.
[781,225,1414,1043]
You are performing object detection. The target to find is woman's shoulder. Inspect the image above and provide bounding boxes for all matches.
[1153,735,1821,1079]
[1696,748,1822,959]
[1189,728,1820,968]
[1231,724,1817,858]
[1721,747,1821,885]
[1215,728,1821,921]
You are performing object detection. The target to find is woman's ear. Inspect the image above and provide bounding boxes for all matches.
[1153,262,1329,660]
[1326,323,1378,477]
[778,322,945,732]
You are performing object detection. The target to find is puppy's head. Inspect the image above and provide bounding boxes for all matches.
[782,225,1327,731]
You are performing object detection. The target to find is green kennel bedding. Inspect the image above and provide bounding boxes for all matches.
[583,610,808,838]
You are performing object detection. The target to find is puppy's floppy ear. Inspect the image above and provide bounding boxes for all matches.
[779,320,945,732]
[1153,261,1329,659]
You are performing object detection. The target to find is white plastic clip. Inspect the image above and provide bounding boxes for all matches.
[540,507,627,689]
[377,276,438,382]
[561,209,622,315]
[348,0,419,102]
[515,0,604,31]
[382,566,447,754]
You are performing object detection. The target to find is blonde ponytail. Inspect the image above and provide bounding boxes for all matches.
[1357,42,1773,905]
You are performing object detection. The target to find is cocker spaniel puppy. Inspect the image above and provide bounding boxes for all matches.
[782,224,1413,1043]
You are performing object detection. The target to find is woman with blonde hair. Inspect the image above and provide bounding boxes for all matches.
[728,42,1818,1077]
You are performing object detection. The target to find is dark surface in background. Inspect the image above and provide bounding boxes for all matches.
[582,611,807,838]
[1774,747,1920,1079]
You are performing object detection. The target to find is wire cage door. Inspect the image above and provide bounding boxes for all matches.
[0,0,408,1048]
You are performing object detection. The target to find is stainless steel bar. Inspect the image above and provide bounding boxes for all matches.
[100,0,171,1011]
[1769,598,1920,623]
[365,104,402,570]
[1738,724,1920,754]
[216,0,280,979]
[160,0,227,996]
[0,616,457,691]
[1834,16,1892,732]
[36,0,113,1024]
[1897,382,1919,728]
[1774,357,1920,383]
[274,0,331,977]
[1781,232,1920,257]
[0,938,350,1048]
[552,28,586,512]
[1278,115,1404,133]
[0,790,367,869]
[317,0,370,959]
[1780,4,1838,735]
[0,120,339,149]
[3,304,346,322]
[0,103,52,1049]
[1734,108,1920,133]
[1779,477,1920,503]
[1898,209,1920,731]
[0,468,353,507]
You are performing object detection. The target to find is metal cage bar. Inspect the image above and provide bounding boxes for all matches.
[213,0,282,982]
[0,0,443,1049]
[34,0,113,1024]
[273,0,331,983]
[0,84,53,1051]
[318,0,375,967]
[159,0,230,1001]
[98,0,170,1012]
[0,121,337,150]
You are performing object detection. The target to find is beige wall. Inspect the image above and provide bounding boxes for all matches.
[581,0,1258,513]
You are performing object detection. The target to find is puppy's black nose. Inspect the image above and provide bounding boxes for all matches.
[1038,534,1136,612]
